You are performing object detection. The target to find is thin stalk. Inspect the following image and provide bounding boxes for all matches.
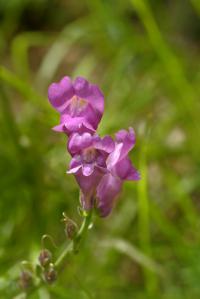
[130,0,200,137]
[55,210,92,269]
[0,83,22,157]
[137,139,158,297]
[15,210,93,298]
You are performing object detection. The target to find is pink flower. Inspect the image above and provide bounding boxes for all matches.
[67,128,140,217]
[48,75,140,217]
[67,132,114,210]
[96,128,140,217]
[48,76,104,135]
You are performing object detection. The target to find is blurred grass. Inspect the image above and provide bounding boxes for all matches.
[0,0,200,298]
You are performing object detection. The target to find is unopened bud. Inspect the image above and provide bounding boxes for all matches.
[19,270,33,290]
[38,249,52,267]
[44,264,57,284]
[65,220,78,239]
[62,213,78,240]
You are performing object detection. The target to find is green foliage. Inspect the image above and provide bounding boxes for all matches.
[0,0,200,298]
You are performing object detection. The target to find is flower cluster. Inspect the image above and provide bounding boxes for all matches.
[48,76,140,217]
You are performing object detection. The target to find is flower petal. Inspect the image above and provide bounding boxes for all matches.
[48,76,74,112]
[82,163,95,176]
[67,156,82,174]
[115,127,136,144]
[79,101,101,130]
[114,158,140,181]
[73,77,104,117]
[67,165,82,174]
[106,143,123,170]
[59,115,95,135]
[75,168,103,197]
[73,77,90,98]
[107,128,136,170]
[115,127,136,161]
[95,135,115,153]
[86,85,104,117]
[96,174,122,217]
[52,123,65,132]
[68,132,93,154]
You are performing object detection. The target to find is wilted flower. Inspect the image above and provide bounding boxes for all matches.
[48,76,104,135]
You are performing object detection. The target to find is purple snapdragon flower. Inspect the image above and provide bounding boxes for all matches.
[67,128,140,217]
[67,132,114,210]
[48,75,140,217]
[48,77,104,135]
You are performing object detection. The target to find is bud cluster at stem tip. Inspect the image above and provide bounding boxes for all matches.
[48,76,140,217]
[38,244,57,284]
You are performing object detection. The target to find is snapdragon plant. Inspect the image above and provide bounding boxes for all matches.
[17,76,140,298]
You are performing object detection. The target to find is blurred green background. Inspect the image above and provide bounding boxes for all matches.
[0,0,200,298]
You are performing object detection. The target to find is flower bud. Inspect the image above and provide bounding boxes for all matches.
[19,270,33,290]
[65,219,78,240]
[38,249,52,267]
[62,213,78,240]
[44,264,57,284]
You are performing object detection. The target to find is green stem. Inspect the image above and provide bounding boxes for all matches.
[74,210,93,250]
[0,83,22,157]
[54,242,73,269]
[55,210,92,269]
[137,139,158,296]
[16,210,93,298]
